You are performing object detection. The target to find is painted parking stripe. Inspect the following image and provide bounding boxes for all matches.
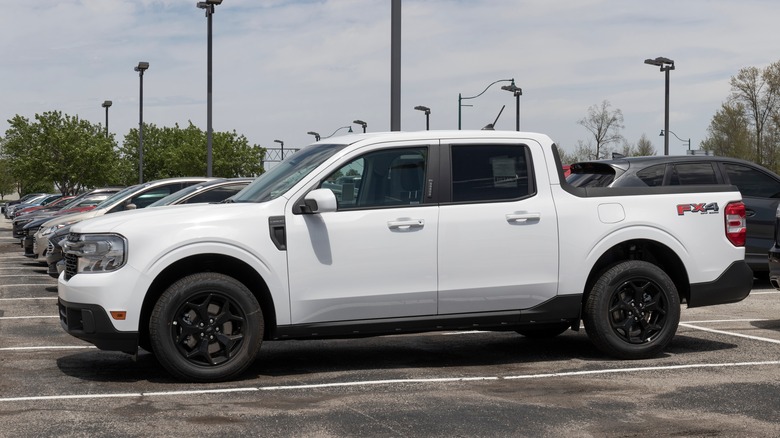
[1,360,779,403]
[0,346,96,351]
[0,316,59,320]
[0,297,58,301]
[680,322,780,345]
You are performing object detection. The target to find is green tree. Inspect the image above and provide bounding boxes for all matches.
[577,100,625,160]
[3,111,119,195]
[118,122,265,184]
[701,101,753,160]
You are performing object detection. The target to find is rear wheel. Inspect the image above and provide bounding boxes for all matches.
[584,260,680,359]
[149,272,264,382]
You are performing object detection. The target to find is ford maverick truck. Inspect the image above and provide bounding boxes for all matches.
[58,131,753,382]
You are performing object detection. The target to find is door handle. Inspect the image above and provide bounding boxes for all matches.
[387,219,425,230]
[506,213,540,223]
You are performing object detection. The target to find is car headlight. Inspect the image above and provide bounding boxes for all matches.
[62,233,128,274]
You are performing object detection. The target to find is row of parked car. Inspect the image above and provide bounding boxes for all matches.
[6,177,253,278]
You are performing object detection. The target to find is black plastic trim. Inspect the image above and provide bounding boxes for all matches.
[58,298,138,354]
[272,294,582,340]
[268,216,286,251]
[687,261,753,308]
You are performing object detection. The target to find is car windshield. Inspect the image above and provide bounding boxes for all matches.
[148,181,224,207]
[93,184,143,209]
[232,143,347,203]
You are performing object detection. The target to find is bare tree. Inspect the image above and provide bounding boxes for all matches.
[634,133,656,156]
[577,100,625,159]
[729,61,780,165]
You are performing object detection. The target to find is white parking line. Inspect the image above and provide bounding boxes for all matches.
[0,316,59,320]
[1,360,779,403]
[0,297,57,301]
[680,322,780,345]
[0,346,96,351]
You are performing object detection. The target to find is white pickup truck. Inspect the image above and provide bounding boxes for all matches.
[58,131,753,382]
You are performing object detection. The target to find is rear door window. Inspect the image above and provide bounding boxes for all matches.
[450,144,533,202]
[635,164,666,186]
[669,163,718,185]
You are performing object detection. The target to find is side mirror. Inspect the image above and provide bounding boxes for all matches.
[125,203,137,210]
[301,188,337,214]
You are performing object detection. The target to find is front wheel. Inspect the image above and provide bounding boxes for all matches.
[583,260,680,359]
[149,273,264,382]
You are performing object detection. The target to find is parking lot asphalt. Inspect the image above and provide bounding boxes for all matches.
[1,216,780,437]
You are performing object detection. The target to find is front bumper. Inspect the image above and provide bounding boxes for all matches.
[58,298,139,354]
[688,261,753,308]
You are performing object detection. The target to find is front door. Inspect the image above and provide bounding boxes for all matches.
[286,145,439,324]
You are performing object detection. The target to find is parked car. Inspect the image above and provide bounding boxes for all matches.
[147,177,254,207]
[12,195,74,219]
[5,193,58,219]
[567,155,780,274]
[33,177,213,263]
[3,193,47,217]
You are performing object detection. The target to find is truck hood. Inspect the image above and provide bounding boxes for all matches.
[70,202,279,235]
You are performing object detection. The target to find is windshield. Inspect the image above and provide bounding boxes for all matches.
[148,181,222,207]
[94,184,143,209]
[232,143,347,203]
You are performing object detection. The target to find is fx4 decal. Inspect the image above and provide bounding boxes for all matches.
[677,202,719,215]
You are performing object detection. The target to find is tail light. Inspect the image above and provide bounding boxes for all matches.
[725,201,746,247]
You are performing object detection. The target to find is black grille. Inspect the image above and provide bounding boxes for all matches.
[63,233,81,280]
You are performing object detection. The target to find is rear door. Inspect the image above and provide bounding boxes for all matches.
[437,139,559,314]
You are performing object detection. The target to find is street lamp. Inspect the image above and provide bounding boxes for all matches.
[197,0,223,177]
[101,100,112,138]
[414,105,431,130]
[660,129,690,153]
[353,119,367,133]
[458,78,514,130]
[644,56,675,156]
[307,131,321,141]
[500,80,522,131]
[274,139,284,161]
[134,61,149,184]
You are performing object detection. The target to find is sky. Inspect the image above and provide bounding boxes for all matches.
[2,0,778,162]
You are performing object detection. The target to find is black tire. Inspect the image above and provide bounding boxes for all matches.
[149,272,264,382]
[516,323,571,338]
[583,260,680,359]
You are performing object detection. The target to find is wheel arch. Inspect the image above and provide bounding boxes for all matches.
[582,239,690,311]
[139,253,278,350]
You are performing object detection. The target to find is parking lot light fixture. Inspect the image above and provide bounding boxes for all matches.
[197,0,223,177]
[500,80,522,131]
[414,105,431,130]
[101,100,112,138]
[134,62,149,183]
[274,139,284,161]
[660,129,691,152]
[458,78,514,130]
[644,56,675,156]
[353,120,367,133]
[307,131,321,141]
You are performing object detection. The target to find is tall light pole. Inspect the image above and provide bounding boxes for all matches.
[644,56,675,155]
[307,131,321,141]
[101,100,112,138]
[414,105,430,130]
[134,61,149,184]
[197,0,223,177]
[274,139,284,161]
[353,120,367,133]
[458,78,514,129]
[500,80,522,131]
[660,129,690,153]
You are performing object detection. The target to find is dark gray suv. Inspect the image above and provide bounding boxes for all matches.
[568,155,780,275]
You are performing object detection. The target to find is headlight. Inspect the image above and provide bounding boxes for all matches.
[62,233,127,274]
